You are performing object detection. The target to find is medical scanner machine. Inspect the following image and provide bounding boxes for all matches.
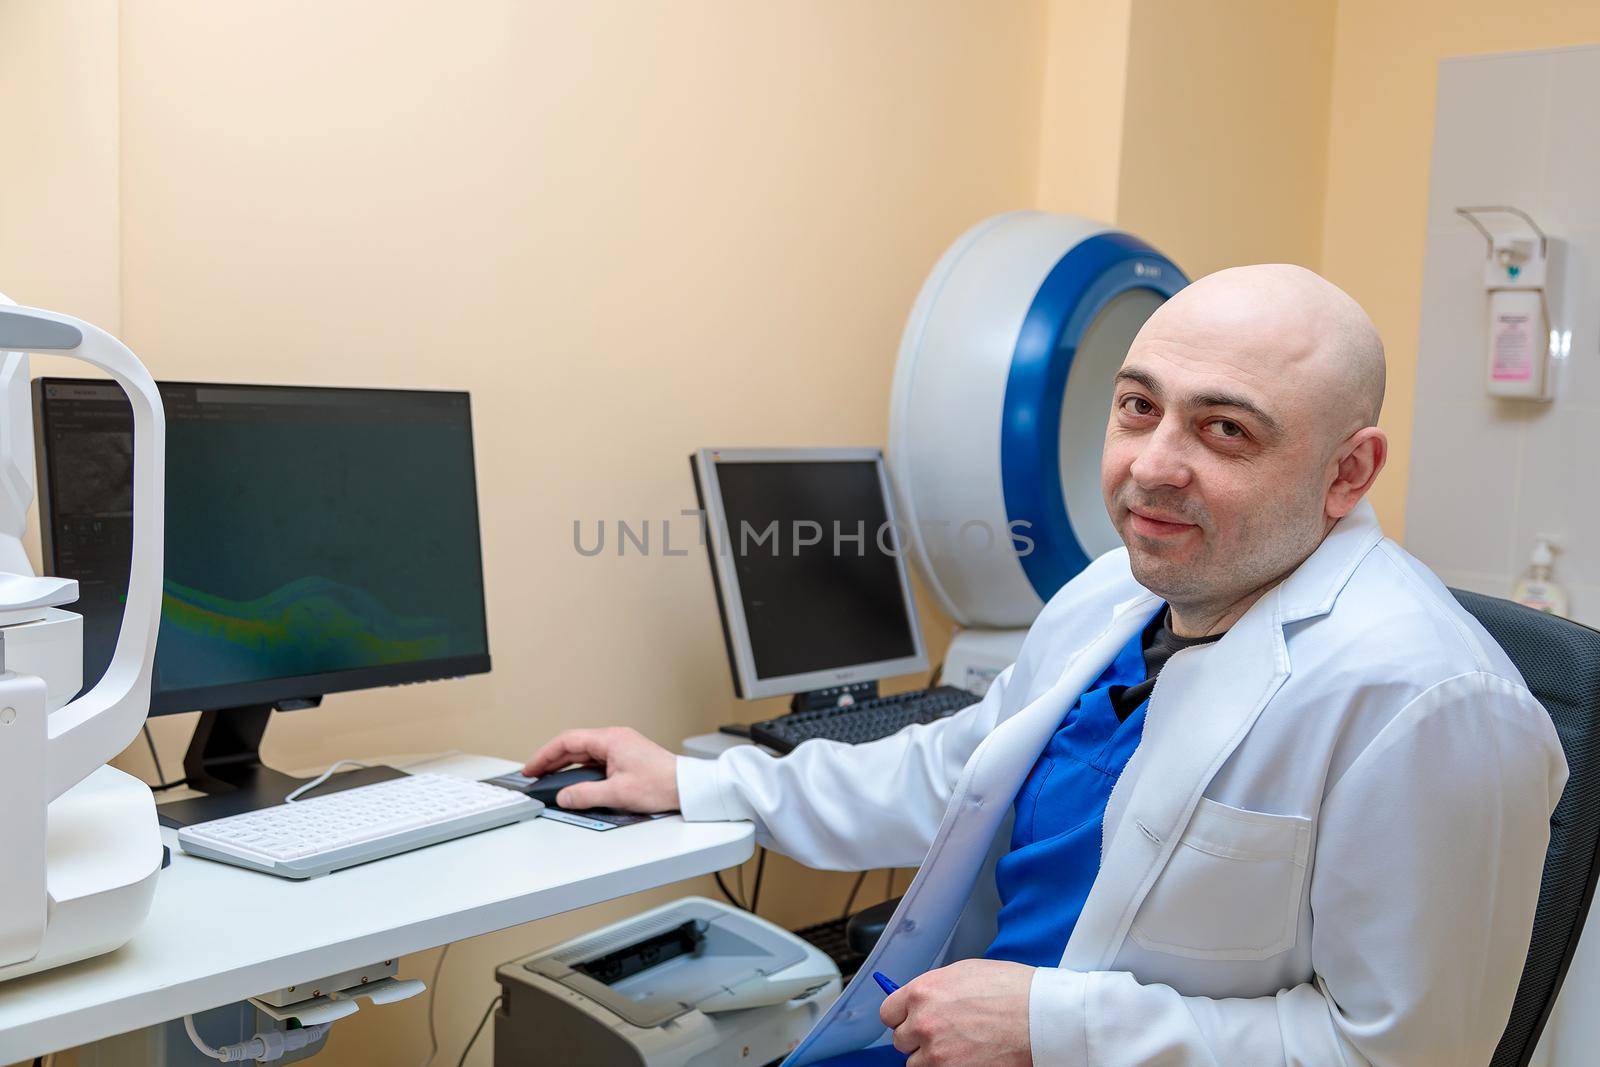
[889,211,1187,688]
[495,896,841,1067]
[0,294,166,983]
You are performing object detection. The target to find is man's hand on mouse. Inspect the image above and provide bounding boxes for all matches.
[522,727,680,812]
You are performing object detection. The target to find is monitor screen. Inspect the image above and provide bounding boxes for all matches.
[35,379,491,714]
[694,449,925,699]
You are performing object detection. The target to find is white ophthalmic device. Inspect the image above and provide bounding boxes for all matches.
[0,295,166,982]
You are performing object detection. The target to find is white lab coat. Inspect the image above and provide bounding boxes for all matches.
[676,502,1569,1065]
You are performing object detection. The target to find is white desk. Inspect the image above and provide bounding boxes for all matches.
[682,731,761,758]
[0,754,754,1063]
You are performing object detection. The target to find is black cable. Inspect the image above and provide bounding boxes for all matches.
[456,994,502,1067]
[840,870,869,921]
[749,848,768,913]
[422,943,451,1067]
[884,868,894,899]
[927,662,943,687]
[140,724,190,793]
[734,857,747,907]
[713,870,744,909]
[142,723,168,786]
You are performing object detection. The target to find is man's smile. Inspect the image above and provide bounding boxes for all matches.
[1125,504,1200,539]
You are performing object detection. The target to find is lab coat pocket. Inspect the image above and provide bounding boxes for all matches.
[1129,797,1312,961]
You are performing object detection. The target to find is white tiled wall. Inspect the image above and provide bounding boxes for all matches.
[1410,46,1600,1067]
[1409,45,1600,631]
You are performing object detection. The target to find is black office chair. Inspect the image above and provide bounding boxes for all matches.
[841,590,1600,1066]
[1456,590,1600,1066]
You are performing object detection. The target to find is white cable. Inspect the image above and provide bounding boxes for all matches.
[284,760,372,803]
[183,1015,230,1061]
[286,751,464,804]
[184,1013,331,1062]
[285,751,466,806]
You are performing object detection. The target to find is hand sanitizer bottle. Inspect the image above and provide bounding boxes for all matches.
[1512,538,1569,616]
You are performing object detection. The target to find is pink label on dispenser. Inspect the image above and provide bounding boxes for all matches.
[1493,312,1535,381]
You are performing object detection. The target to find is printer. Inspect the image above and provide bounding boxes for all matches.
[495,897,841,1066]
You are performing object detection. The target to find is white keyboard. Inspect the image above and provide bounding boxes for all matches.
[177,772,545,879]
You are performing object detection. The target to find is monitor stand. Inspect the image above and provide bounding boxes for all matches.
[788,680,879,715]
[155,701,408,829]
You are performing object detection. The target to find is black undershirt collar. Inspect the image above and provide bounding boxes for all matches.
[1107,608,1225,722]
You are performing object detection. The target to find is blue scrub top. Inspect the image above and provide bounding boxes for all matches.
[984,626,1148,965]
[815,627,1151,1066]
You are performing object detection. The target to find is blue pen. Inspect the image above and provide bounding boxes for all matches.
[872,971,900,995]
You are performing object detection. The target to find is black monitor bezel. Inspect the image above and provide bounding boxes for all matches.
[33,377,492,717]
[689,446,929,700]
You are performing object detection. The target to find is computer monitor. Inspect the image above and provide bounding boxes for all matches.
[34,379,491,822]
[690,447,927,702]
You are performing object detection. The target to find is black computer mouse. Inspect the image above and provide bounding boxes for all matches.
[525,765,608,807]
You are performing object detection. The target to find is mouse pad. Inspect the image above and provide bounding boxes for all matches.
[538,808,669,832]
[482,771,669,832]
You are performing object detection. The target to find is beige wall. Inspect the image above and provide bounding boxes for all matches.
[1117,0,1336,279]
[1320,0,1600,534]
[1034,0,1132,221]
[0,0,120,327]
[1033,0,1336,281]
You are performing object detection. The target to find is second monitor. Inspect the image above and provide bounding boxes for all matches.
[691,447,928,703]
[690,447,980,753]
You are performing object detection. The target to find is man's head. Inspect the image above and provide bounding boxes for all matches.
[1100,263,1387,633]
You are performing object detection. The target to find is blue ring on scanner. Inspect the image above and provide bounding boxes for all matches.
[1001,232,1187,601]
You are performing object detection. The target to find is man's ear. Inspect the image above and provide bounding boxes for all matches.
[1326,427,1387,520]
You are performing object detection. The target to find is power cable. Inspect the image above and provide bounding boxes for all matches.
[713,870,744,909]
[420,943,451,1066]
[749,848,768,913]
[456,994,502,1067]
[142,724,168,785]
[840,870,869,922]
[285,760,372,803]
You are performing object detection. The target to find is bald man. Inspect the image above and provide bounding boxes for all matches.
[525,265,1566,1066]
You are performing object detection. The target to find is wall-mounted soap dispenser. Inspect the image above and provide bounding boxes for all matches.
[1456,205,1567,401]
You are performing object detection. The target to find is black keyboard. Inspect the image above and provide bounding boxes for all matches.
[751,685,981,753]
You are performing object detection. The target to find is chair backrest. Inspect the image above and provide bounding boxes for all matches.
[1450,589,1600,1066]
